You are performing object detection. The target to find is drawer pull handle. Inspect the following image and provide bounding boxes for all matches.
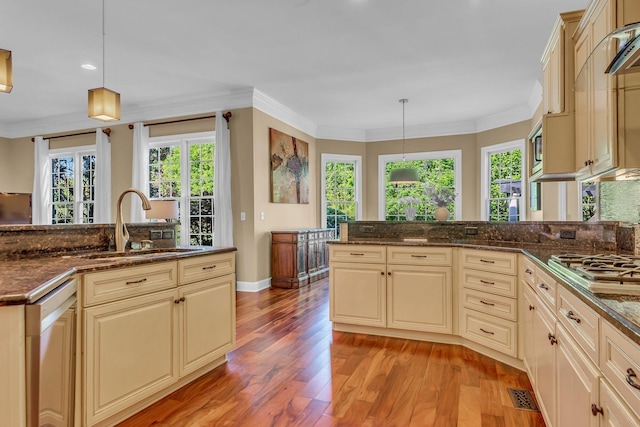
[548,333,557,345]
[126,278,147,285]
[480,300,495,306]
[566,311,581,324]
[538,283,549,291]
[411,255,427,258]
[626,369,640,390]
[350,253,365,256]
[479,328,494,335]
[591,404,603,416]
[525,268,533,274]
[479,259,494,264]
[202,265,217,270]
[529,305,535,311]
[480,279,495,285]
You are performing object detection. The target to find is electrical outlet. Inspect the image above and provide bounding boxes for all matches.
[465,227,478,236]
[162,230,174,239]
[149,230,162,240]
[362,225,374,233]
[560,229,576,239]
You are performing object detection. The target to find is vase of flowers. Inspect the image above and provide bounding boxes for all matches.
[424,187,456,221]
[398,196,421,221]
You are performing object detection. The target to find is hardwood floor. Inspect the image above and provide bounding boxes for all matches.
[118,278,545,426]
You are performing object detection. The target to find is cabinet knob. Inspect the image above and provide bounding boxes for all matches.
[381,271,385,276]
[591,404,604,416]
[387,272,391,276]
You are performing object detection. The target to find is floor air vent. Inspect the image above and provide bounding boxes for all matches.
[507,388,540,411]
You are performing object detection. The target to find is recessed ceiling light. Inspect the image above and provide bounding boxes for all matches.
[81,64,97,70]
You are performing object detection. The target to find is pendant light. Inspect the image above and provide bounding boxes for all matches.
[389,98,419,184]
[88,0,120,121]
[0,49,12,93]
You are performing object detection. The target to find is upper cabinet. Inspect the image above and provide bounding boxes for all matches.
[530,10,583,182]
[573,0,640,181]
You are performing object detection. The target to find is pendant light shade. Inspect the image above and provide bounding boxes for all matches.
[0,49,13,93]
[389,98,419,185]
[89,0,120,122]
[88,87,120,121]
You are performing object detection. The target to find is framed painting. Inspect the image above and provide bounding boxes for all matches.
[270,128,309,204]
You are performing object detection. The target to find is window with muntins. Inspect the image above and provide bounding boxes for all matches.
[378,150,461,221]
[50,147,96,224]
[321,154,362,237]
[148,132,215,246]
[481,140,525,221]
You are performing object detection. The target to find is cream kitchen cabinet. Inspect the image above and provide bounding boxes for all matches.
[81,252,236,427]
[532,10,583,181]
[531,289,557,426]
[573,0,640,180]
[521,276,537,381]
[460,249,519,357]
[598,378,640,426]
[386,247,452,334]
[329,245,453,334]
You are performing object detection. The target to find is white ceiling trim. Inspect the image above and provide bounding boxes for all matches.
[1,86,541,141]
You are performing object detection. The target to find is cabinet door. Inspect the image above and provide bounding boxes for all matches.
[179,274,236,377]
[590,0,617,176]
[39,307,75,427]
[522,283,536,381]
[600,379,640,427]
[574,28,592,176]
[83,289,178,426]
[387,265,452,334]
[533,297,557,427]
[556,325,599,427]
[543,28,562,114]
[330,262,386,327]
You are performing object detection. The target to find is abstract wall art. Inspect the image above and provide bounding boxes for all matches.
[270,128,309,204]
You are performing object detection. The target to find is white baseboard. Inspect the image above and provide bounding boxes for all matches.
[236,278,272,293]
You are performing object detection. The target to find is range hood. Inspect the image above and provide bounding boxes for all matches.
[605,22,640,75]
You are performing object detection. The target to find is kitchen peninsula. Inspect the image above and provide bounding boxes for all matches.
[0,224,237,427]
[330,220,640,426]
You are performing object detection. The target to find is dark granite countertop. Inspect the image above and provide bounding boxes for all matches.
[0,246,237,305]
[330,239,640,346]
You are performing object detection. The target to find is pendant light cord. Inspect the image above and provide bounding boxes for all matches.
[102,0,105,87]
[400,98,408,165]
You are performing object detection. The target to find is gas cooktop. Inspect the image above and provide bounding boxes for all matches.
[549,253,640,295]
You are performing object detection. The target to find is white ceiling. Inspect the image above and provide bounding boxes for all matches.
[0,0,588,140]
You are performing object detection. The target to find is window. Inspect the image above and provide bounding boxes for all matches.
[148,132,215,246]
[581,181,598,221]
[580,180,640,223]
[321,154,362,237]
[378,150,462,221]
[481,140,525,221]
[50,146,96,224]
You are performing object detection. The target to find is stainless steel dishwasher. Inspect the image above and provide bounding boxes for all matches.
[25,278,77,427]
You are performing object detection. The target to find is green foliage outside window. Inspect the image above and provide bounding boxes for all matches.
[385,158,455,221]
[488,149,522,222]
[324,161,357,237]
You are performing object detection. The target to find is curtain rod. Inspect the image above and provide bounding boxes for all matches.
[31,128,111,142]
[127,112,232,130]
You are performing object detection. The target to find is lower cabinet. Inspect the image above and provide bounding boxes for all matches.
[81,253,236,427]
[84,289,179,426]
[531,292,557,427]
[599,378,640,427]
[329,262,387,328]
[387,264,451,334]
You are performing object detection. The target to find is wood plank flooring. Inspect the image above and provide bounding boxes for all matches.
[118,278,545,426]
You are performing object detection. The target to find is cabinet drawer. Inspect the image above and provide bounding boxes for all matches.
[461,249,518,275]
[387,246,452,266]
[461,269,517,298]
[557,286,599,365]
[178,252,235,284]
[521,256,536,286]
[600,321,640,419]
[460,308,517,357]
[534,268,557,310]
[329,244,386,264]
[461,287,517,321]
[83,262,178,307]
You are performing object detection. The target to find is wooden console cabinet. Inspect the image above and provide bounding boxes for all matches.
[271,228,334,289]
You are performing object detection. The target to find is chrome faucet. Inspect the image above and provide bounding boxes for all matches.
[115,188,152,252]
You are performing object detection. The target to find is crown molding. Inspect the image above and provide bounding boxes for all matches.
[315,127,368,142]
[252,89,318,137]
